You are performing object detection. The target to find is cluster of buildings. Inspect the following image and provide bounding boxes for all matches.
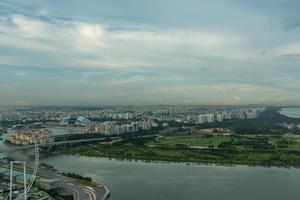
[280,122,300,130]
[61,116,156,135]
[61,116,92,126]
[0,106,265,124]
[95,119,155,135]
[1,106,266,136]
[9,126,54,145]
[194,108,263,124]
[109,112,136,120]
[94,121,139,135]
[197,113,216,124]
[0,111,22,122]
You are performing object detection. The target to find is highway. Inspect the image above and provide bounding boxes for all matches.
[0,136,121,153]
[44,180,108,200]
[52,182,86,200]
[0,164,109,200]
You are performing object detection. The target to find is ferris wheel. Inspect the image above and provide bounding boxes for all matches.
[2,125,39,200]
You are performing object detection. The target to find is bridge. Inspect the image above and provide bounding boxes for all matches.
[0,136,121,153]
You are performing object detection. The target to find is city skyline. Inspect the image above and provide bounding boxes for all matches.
[0,0,300,106]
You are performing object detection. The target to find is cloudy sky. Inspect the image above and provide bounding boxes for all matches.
[0,0,299,106]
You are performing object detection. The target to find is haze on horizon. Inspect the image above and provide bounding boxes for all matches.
[0,0,299,106]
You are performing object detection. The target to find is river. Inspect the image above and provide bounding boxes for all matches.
[42,155,300,200]
[279,107,300,118]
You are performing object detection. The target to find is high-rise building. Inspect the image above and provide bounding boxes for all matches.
[197,114,206,124]
[206,114,215,123]
[138,119,153,130]
[130,122,139,132]
[246,112,257,119]
[216,114,223,122]
[0,112,22,122]
[147,119,153,129]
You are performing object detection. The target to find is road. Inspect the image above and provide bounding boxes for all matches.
[0,164,109,200]
[0,136,116,199]
[48,181,108,200]
[52,182,86,200]
[0,136,120,153]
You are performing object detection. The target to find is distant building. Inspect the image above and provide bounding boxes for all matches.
[0,112,22,122]
[104,125,115,135]
[61,116,77,125]
[206,114,215,123]
[95,124,105,133]
[223,112,232,120]
[36,128,54,144]
[186,115,192,122]
[130,122,139,132]
[197,114,206,124]
[138,119,153,130]
[10,127,54,145]
[124,112,134,120]
[216,114,223,122]
[10,130,33,145]
[75,116,92,127]
[246,112,257,119]
[236,112,245,120]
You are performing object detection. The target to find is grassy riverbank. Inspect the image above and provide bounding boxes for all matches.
[54,133,300,167]
[50,107,300,167]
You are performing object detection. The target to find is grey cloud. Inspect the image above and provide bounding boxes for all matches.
[283,18,300,31]
[0,0,300,105]
[281,53,300,61]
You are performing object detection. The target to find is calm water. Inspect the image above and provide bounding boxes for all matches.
[279,107,300,118]
[0,167,32,180]
[43,156,300,200]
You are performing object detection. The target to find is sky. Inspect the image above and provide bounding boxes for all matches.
[0,0,299,106]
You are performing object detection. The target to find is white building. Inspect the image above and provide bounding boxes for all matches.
[75,116,93,127]
[206,114,215,123]
[0,112,22,121]
[246,112,257,119]
[138,119,153,130]
[197,114,206,124]
[216,114,223,122]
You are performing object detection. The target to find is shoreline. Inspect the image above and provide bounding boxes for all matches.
[278,107,300,119]
[0,161,111,200]
[45,153,300,169]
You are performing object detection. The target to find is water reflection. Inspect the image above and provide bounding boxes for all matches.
[43,155,300,200]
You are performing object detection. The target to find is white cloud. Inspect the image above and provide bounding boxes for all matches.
[277,43,300,55]
[77,23,104,42]
[0,13,299,105]
[101,76,146,87]
[0,14,247,70]
[8,15,49,39]
[16,72,30,77]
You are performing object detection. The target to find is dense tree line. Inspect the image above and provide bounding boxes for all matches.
[61,172,92,182]
[169,107,300,135]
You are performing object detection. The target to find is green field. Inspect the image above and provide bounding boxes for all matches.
[56,133,300,167]
[150,134,300,148]
[146,135,232,148]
